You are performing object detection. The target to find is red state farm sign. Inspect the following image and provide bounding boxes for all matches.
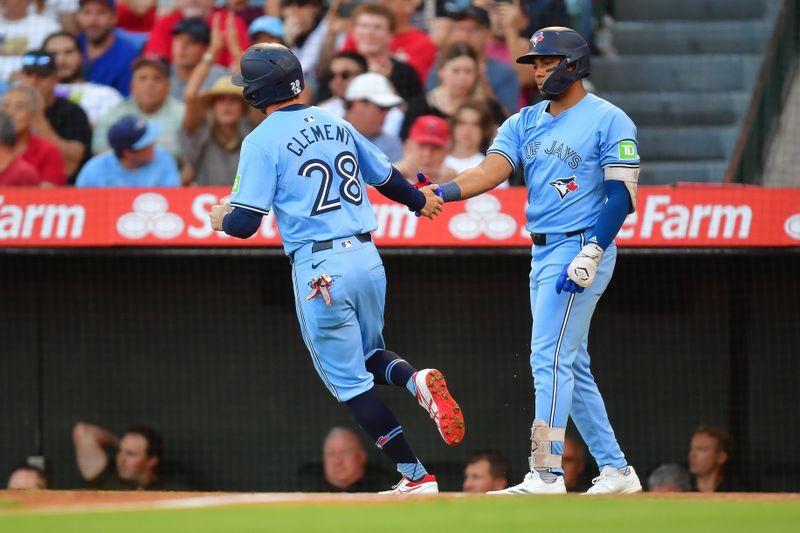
[0,186,799,248]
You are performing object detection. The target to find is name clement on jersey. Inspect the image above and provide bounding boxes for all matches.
[286,124,353,157]
[524,140,582,169]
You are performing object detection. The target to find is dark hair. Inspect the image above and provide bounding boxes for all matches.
[330,51,368,74]
[467,449,510,480]
[693,425,732,456]
[126,425,165,460]
[352,2,396,33]
[437,43,479,72]
[43,31,81,52]
[449,101,496,152]
[0,112,16,147]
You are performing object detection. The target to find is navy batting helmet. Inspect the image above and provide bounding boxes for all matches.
[232,43,304,109]
[516,27,590,98]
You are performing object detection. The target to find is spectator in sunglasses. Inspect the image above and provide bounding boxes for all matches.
[44,31,124,126]
[316,51,367,117]
[18,50,93,182]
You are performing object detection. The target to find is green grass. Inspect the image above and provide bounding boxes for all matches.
[1,496,798,533]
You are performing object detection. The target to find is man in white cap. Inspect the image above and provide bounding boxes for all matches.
[344,72,404,162]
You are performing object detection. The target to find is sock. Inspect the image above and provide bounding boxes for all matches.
[405,376,417,397]
[398,461,427,481]
[345,388,426,480]
[365,350,417,396]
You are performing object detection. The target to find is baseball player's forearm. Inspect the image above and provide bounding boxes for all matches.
[221,207,262,238]
[375,166,426,212]
[591,180,632,249]
[557,181,632,294]
[439,154,513,202]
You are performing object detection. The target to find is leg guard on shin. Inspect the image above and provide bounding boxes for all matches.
[528,419,566,470]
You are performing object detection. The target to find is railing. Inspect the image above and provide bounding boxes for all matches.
[726,0,800,184]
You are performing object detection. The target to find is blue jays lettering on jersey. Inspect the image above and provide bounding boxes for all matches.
[229,104,392,255]
[487,93,639,234]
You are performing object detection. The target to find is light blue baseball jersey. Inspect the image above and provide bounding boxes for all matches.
[487,93,639,234]
[229,104,392,255]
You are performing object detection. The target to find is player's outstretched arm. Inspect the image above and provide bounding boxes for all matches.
[375,166,443,219]
[435,153,513,203]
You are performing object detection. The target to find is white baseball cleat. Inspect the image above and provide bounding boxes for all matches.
[414,369,465,446]
[380,474,439,495]
[488,471,567,495]
[583,466,642,495]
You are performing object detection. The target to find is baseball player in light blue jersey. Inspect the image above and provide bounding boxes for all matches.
[432,27,643,495]
[208,44,465,495]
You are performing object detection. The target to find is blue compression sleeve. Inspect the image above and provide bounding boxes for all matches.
[375,166,426,212]
[222,207,263,239]
[438,181,461,202]
[590,180,632,250]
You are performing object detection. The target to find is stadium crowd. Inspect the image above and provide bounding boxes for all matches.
[5,423,746,492]
[0,0,602,188]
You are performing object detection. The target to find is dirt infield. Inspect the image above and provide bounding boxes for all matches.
[1,489,799,514]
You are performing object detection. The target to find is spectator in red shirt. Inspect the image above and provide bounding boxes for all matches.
[0,112,41,187]
[383,0,437,84]
[330,0,436,86]
[144,0,248,68]
[116,0,157,33]
[225,0,263,27]
[1,86,66,186]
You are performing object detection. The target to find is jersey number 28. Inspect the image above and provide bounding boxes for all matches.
[299,151,362,216]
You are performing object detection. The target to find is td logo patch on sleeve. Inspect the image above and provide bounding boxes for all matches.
[232,175,241,193]
[618,141,638,160]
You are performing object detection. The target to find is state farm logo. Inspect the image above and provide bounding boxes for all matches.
[117,193,184,239]
[785,214,800,240]
[618,195,752,240]
[449,194,517,240]
[0,194,84,239]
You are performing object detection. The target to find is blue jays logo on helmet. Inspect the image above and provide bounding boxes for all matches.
[516,26,590,98]
[549,176,579,200]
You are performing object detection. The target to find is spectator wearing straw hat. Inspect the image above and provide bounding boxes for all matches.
[180,75,252,186]
[75,115,179,187]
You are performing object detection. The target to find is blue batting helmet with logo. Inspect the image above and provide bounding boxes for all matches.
[516,26,590,98]
[231,43,304,109]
